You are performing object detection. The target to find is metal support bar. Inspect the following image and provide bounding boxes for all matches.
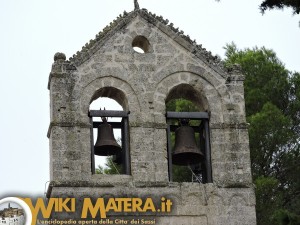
[89,110,129,118]
[123,117,131,175]
[169,124,202,132]
[204,120,213,183]
[166,111,209,119]
[93,122,122,129]
[90,117,95,174]
[121,119,126,173]
[167,124,173,182]
[199,126,207,183]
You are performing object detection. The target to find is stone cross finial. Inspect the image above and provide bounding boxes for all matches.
[134,0,140,10]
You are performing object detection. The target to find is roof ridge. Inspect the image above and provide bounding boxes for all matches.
[139,8,227,74]
[68,10,136,65]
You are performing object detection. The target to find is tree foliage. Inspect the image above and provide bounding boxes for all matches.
[96,43,300,224]
[260,0,300,15]
[216,0,300,25]
[224,43,300,225]
[95,156,122,175]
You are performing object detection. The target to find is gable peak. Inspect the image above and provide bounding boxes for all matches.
[66,7,234,76]
[134,0,140,10]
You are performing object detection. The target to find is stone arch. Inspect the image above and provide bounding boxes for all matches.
[79,76,137,176]
[166,83,209,111]
[90,87,127,109]
[153,72,229,124]
[80,76,140,117]
[154,64,227,91]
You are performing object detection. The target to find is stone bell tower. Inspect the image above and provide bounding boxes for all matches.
[47,2,256,224]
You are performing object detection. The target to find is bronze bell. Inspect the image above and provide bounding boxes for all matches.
[172,119,204,165]
[94,117,122,156]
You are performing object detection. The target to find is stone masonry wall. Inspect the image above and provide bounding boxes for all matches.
[48,10,256,225]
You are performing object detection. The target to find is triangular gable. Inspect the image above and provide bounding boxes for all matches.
[68,8,236,78]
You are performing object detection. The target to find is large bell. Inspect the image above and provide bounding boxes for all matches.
[94,118,122,156]
[172,120,204,165]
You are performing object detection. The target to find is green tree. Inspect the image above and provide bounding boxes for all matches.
[224,43,300,225]
[259,0,300,15]
[95,156,122,174]
[216,0,299,19]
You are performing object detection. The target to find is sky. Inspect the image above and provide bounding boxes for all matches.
[0,202,21,211]
[0,0,299,197]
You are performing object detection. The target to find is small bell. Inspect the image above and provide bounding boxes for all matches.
[94,117,122,156]
[172,119,204,165]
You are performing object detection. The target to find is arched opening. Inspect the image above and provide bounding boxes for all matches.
[132,35,150,54]
[166,84,212,183]
[166,83,208,111]
[90,87,128,111]
[89,87,130,175]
